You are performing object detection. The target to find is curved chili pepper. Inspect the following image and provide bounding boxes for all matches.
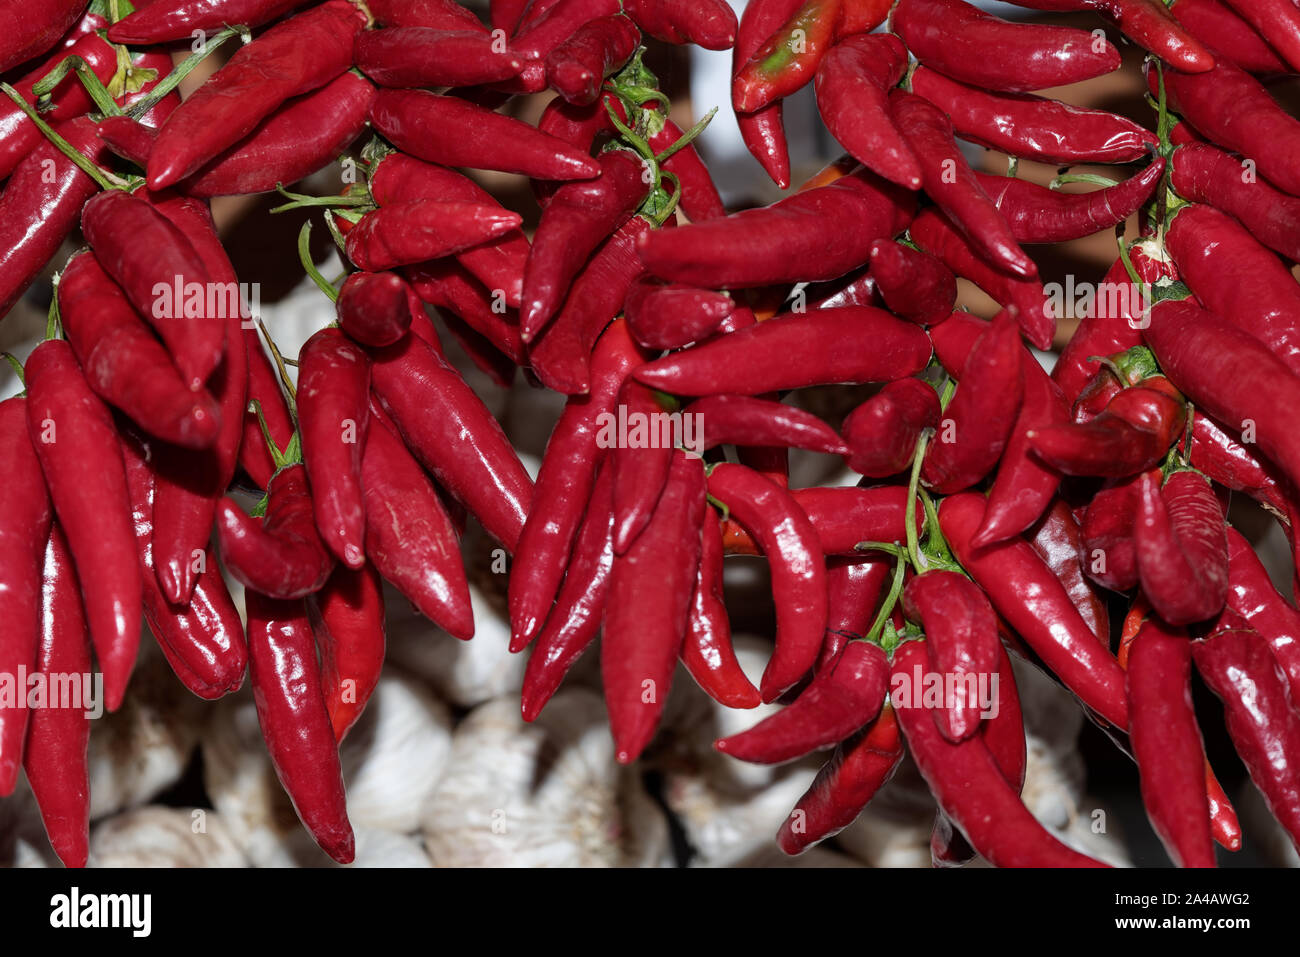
[732,0,841,113]
[1193,618,1300,852]
[892,639,1110,867]
[683,394,847,456]
[723,485,921,557]
[977,161,1165,244]
[357,27,524,88]
[908,208,1054,350]
[1166,204,1300,378]
[611,379,675,554]
[638,166,913,288]
[544,14,639,104]
[108,0,306,43]
[1221,527,1300,701]
[635,306,931,396]
[345,199,522,273]
[867,241,955,327]
[299,329,370,569]
[362,400,473,639]
[903,571,1001,742]
[1135,471,1229,625]
[941,493,1129,729]
[814,33,920,190]
[1215,0,1300,72]
[717,640,888,763]
[708,462,826,702]
[1169,0,1289,73]
[1171,144,1300,264]
[336,271,416,348]
[908,65,1157,166]
[893,0,1120,94]
[624,278,733,350]
[733,0,796,188]
[817,556,889,674]
[624,0,736,48]
[512,0,619,60]
[1143,297,1300,495]
[0,398,51,794]
[308,564,385,742]
[682,512,761,708]
[0,0,84,71]
[1192,414,1288,517]
[922,309,1024,495]
[603,451,704,762]
[245,589,354,864]
[777,703,902,854]
[58,252,219,451]
[147,2,363,190]
[1029,500,1110,644]
[26,340,141,714]
[405,260,524,364]
[522,148,647,339]
[841,378,940,479]
[241,338,295,494]
[1080,471,1151,592]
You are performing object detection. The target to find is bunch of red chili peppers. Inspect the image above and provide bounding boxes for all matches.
[1,0,1300,870]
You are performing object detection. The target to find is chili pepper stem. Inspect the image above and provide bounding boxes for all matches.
[32,54,120,117]
[865,550,907,644]
[270,187,371,215]
[123,26,245,122]
[0,84,126,191]
[906,431,928,572]
[296,221,340,303]
[655,107,718,165]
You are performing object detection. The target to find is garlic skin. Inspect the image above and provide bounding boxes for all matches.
[349,828,433,868]
[89,807,247,867]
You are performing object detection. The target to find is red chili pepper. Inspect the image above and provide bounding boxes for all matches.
[147,2,363,189]
[57,252,219,450]
[1135,471,1229,625]
[0,0,84,71]
[603,451,704,762]
[0,398,52,794]
[624,0,737,48]
[908,65,1157,166]
[624,278,733,350]
[722,485,921,557]
[814,33,920,190]
[1171,144,1300,264]
[298,328,370,569]
[362,400,473,639]
[716,640,888,763]
[108,0,307,43]
[493,0,532,32]
[685,394,848,456]
[1193,617,1300,852]
[733,0,797,188]
[841,378,940,478]
[892,638,1110,866]
[358,27,524,88]
[638,166,913,288]
[776,703,903,854]
[941,493,1130,729]
[544,14,639,104]
[1215,0,1300,72]
[1080,471,1152,593]
[1220,528,1300,701]
[369,331,533,551]
[26,340,141,714]
[0,117,107,318]
[522,148,647,339]
[732,0,842,113]
[977,161,1165,245]
[1169,0,1290,73]
[708,463,826,702]
[922,308,1024,495]
[512,0,619,60]
[1143,297,1300,495]
[1126,617,1217,867]
[908,208,1054,350]
[635,306,931,396]
[308,564,386,742]
[336,271,416,348]
[817,556,889,673]
[649,116,727,223]
[610,380,675,554]
[245,589,354,863]
[345,199,522,273]
[1191,414,1289,517]
[405,260,524,364]
[902,571,1001,742]
[867,241,955,327]
[1028,500,1110,645]
[241,336,296,495]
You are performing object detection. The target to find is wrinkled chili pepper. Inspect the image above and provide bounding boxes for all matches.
[345,199,522,273]
[26,339,141,714]
[1215,0,1300,72]
[685,394,845,456]
[841,378,941,478]
[1169,0,1290,74]
[336,271,416,348]
[867,241,956,327]
[733,0,797,188]
[405,260,524,364]
[708,462,827,702]
[0,0,84,72]
[723,485,921,557]
[1080,471,1152,593]
[624,278,734,350]
[369,0,488,30]
[358,27,525,88]
[1217,529,1300,706]
[1029,500,1110,645]
[1191,414,1289,517]
[611,379,675,554]
[108,0,307,43]
[308,564,386,742]
[545,14,640,104]
[624,0,737,49]
[817,556,890,673]
[1135,470,1229,625]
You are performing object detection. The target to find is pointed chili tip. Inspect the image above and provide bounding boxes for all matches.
[324,830,356,865]
[159,562,192,605]
[55,842,89,869]
[341,544,366,570]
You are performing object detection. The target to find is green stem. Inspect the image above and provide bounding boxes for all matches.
[865,551,908,645]
[296,221,339,303]
[0,84,123,190]
[270,186,370,214]
[256,319,298,421]
[654,107,717,165]
[905,432,928,573]
[2,352,25,386]
[124,25,244,121]
[31,55,119,116]
[1051,172,1119,190]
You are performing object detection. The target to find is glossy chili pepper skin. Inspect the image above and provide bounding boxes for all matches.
[369,0,488,30]
[308,564,385,742]
[58,253,220,450]
[1171,145,1300,265]
[717,640,888,764]
[624,278,734,350]
[26,340,141,715]
[358,27,524,88]
[369,88,600,180]
[733,0,797,188]
[336,271,416,348]
[817,556,890,674]
[603,451,705,763]
[245,590,355,864]
[544,14,639,104]
[686,394,848,456]
[370,331,533,551]
[683,513,761,709]
[625,0,736,48]
[908,65,1157,166]
[1169,0,1289,73]
[723,485,921,557]
[1029,500,1109,645]
[1216,0,1300,72]
[1220,528,1300,702]
[892,639,1110,867]
[405,260,524,364]
[1191,414,1288,517]
[1193,621,1300,852]
[509,320,641,650]
[0,0,84,71]
[522,148,647,339]
[842,378,940,478]
[903,571,1001,742]
[346,199,522,273]
[217,465,335,600]
[1135,471,1229,625]
[108,0,306,43]
[611,380,675,554]
[23,524,92,867]
[0,117,107,318]
[776,704,903,854]
[893,0,1120,93]
[1127,618,1217,868]
[361,402,473,640]
[147,2,364,190]
[635,306,932,396]
[1166,204,1300,378]
[708,463,827,702]
[638,167,913,288]
[941,493,1129,729]
[868,241,955,327]
[922,309,1024,495]
[0,399,52,794]
[81,189,226,391]
[1080,472,1150,592]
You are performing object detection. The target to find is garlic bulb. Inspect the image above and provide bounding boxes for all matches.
[89,806,246,867]
[0,783,58,868]
[350,828,433,868]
